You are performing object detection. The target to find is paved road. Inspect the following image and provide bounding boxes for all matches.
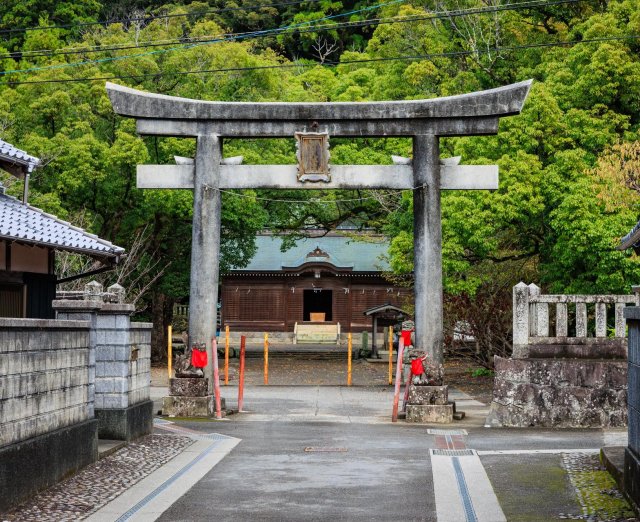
[151,385,627,522]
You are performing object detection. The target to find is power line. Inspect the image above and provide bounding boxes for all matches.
[217,187,407,204]
[0,0,406,76]
[0,0,586,61]
[2,33,636,87]
[0,0,324,37]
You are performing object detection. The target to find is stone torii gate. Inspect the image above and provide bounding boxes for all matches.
[107,80,531,389]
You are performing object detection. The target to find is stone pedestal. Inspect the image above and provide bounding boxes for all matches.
[408,385,448,405]
[163,378,225,418]
[405,385,453,423]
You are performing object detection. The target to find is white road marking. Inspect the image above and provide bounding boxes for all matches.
[431,449,506,522]
[477,448,600,456]
[87,424,240,522]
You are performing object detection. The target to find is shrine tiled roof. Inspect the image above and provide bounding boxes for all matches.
[231,234,390,272]
[619,220,640,251]
[0,139,40,175]
[0,192,125,259]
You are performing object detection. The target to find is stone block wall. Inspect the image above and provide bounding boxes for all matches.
[129,322,152,405]
[0,318,93,448]
[0,318,97,513]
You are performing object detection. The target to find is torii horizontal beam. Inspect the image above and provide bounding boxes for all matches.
[106,80,532,138]
[136,164,499,190]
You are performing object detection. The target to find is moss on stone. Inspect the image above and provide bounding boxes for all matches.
[571,468,636,519]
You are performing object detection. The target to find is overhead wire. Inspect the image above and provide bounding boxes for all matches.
[0,0,589,76]
[2,33,637,86]
[0,0,407,76]
[216,187,409,204]
[0,0,325,37]
[1,0,585,60]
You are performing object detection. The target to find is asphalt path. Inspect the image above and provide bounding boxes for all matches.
[154,385,625,522]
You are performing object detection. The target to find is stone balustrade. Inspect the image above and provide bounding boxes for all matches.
[512,282,637,358]
[488,283,633,428]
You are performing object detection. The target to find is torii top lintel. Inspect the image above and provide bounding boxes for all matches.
[106,80,532,138]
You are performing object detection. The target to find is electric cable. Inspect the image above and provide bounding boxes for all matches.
[2,33,636,86]
[0,0,407,76]
[1,0,586,60]
[0,0,325,37]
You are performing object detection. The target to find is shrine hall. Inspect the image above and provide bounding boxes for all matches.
[220,231,411,333]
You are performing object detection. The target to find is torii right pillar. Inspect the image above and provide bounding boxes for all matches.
[413,134,444,373]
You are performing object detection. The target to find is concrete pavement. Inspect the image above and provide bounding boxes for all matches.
[96,383,635,521]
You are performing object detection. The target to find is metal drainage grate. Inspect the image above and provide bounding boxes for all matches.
[427,429,468,436]
[432,449,475,457]
[304,447,348,453]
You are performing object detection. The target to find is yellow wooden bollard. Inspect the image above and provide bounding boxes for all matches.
[388,326,393,385]
[264,332,269,385]
[224,325,230,385]
[347,333,352,386]
[167,325,173,380]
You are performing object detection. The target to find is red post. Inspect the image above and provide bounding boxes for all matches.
[212,338,222,420]
[392,338,405,423]
[238,335,246,412]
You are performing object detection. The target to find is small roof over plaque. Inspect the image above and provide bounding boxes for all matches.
[295,131,330,183]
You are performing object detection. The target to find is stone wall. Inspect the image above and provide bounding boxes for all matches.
[0,318,93,448]
[0,318,97,513]
[488,283,632,428]
[490,356,627,428]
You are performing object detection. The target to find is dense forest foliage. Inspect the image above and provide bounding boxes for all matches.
[1,0,639,361]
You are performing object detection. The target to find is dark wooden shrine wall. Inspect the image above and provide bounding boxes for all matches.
[221,274,412,332]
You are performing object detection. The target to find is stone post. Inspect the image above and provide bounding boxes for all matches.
[528,283,541,337]
[413,134,443,368]
[623,306,640,508]
[189,131,222,395]
[53,283,153,441]
[512,282,530,359]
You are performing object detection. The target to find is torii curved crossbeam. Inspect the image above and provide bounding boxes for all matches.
[106,80,532,138]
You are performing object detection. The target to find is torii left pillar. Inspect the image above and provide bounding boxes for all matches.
[413,134,443,370]
[189,129,221,393]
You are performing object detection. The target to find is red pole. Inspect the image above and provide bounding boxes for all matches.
[212,338,222,420]
[392,338,405,423]
[238,335,246,412]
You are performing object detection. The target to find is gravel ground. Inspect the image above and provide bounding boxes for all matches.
[152,355,495,402]
[1,434,194,522]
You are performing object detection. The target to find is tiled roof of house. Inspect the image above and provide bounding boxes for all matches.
[230,234,390,272]
[0,192,125,259]
[0,139,40,175]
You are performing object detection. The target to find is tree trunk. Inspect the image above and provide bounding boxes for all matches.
[151,292,174,362]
